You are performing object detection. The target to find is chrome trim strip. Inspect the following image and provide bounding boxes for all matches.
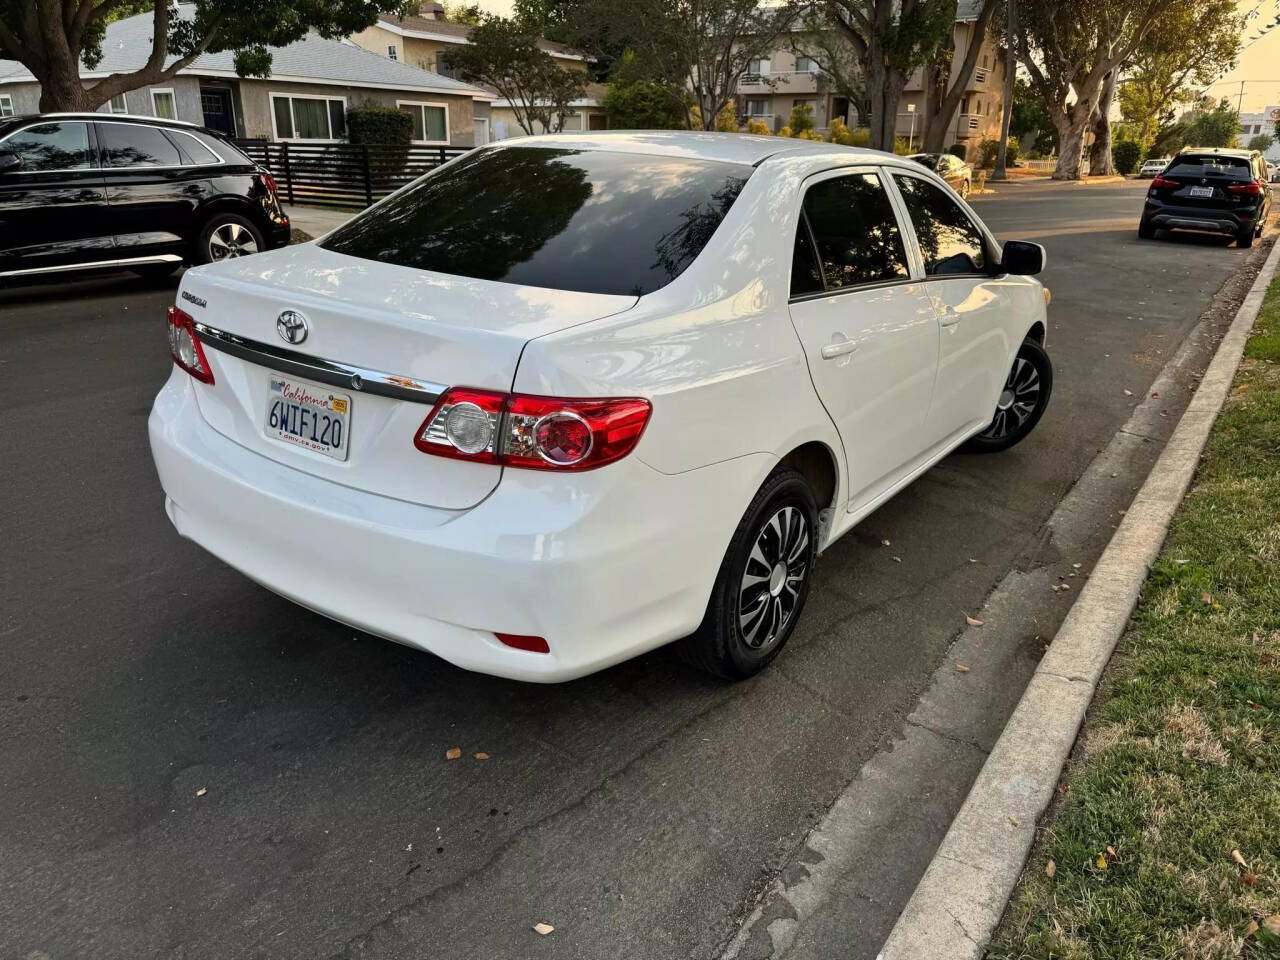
[0,253,182,278]
[192,322,446,405]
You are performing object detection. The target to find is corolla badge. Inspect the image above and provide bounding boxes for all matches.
[276,310,309,345]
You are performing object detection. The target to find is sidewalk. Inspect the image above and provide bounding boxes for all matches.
[284,204,357,240]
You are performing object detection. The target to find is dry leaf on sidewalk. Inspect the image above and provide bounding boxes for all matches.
[195,787,207,797]
[965,614,984,627]
[955,663,971,673]
[533,922,555,936]
[445,747,461,761]
[474,752,490,760]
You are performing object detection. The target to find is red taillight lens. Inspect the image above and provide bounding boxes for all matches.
[1227,180,1264,196]
[167,305,214,384]
[414,388,651,471]
[1150,175,1179,190]
[494,632,550,654]
[261,172,279,195]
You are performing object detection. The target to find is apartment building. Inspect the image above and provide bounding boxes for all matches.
[737,0,1005,154]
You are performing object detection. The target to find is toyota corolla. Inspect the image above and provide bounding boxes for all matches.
[149,132,1051,682]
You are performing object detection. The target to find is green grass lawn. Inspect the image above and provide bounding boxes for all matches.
[986,279,1280,959]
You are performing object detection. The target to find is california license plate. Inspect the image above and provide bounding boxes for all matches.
[264,374,351,461]
[1189,186,1213,198]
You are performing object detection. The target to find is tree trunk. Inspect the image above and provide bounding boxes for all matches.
[35,59,96,112]
[1052,114,1087,179]
[867,63,905,152]
[1088,70,1118,176]
[991,0,1016,180]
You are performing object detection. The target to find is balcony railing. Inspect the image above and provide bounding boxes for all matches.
[972,67,989,84]
[737,70,824,93]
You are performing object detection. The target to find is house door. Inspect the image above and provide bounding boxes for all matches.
[200,88,235,135]
[474,117,489,146]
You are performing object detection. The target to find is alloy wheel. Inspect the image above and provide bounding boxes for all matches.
[208,222,259,261]
[981,356,1041,440]
[737,505,810,651]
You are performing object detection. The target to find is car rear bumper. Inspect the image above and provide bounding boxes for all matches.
[1144,201,1254,235]
[149,369,773,681]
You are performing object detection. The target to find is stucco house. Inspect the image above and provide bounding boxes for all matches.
[0,4,494,148]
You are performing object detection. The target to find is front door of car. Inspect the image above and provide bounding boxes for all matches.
[787,168,940,511]
[0,120,111,273]
[889,171,1012,446]
[96,120,208,257]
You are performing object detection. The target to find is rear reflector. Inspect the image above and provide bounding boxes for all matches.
[1227,181,1264,196]
[494,632,551,654]
[1149,175,1179,190]
[167,305,214,384]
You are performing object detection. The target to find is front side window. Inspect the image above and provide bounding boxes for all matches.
[272,95,346,141]
[321,146,751,297]
[398,102,448,143]
[2,121,93,171]
[892,174,986,276]
[802,172,910,290]
[791,213,822,296]
[151,88,176,120]
[99,123,182,167]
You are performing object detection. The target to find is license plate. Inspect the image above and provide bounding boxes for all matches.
[264,373,351,461]
[1189,186,1213,198]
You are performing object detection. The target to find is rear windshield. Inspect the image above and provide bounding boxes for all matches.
[320,146,751,297]
[1167,155,1251,177]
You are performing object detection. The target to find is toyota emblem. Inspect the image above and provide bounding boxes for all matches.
[276,310,309,345]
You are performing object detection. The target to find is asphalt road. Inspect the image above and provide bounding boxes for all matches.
[0,182,1257,960]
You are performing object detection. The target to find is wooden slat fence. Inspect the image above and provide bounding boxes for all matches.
[235,140,471,210]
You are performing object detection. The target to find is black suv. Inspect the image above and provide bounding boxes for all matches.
[1139,146,1271,249]
[0,113,290,281]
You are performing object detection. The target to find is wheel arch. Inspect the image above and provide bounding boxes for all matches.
[780,440,839,513]
[1025,320,1046,344]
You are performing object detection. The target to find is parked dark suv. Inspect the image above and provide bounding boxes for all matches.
[0,113,290,281]
[1139,146,1271,249]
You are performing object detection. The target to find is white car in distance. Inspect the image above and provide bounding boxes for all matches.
[1138,157,1171,178]
[150,132,1052,682]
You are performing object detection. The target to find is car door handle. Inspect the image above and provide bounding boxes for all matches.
[820,336,858,360]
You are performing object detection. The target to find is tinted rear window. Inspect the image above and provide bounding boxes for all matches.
[321,146,751,296]
[1167,155,1251,177]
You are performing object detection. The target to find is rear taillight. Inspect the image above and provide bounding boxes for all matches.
[1227,180,1264,197]
[414,387,651,471]
[167,305,214,384]
[261,172,279,196]
[1150,175,1179,190]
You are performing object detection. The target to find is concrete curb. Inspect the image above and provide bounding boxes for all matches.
[876,235,1280,959]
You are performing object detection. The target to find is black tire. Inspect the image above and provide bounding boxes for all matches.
[130,262,181,281]
[1238,227,1255,249]
[959,178,970,200]
[1138,219,1155,240]
[964,337,1054,454]
[680,466,818,680]
[193,213,265,266]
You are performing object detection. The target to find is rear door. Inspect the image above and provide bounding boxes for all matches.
[786,167,940,511]
[0,120,111,272]
[889,170,1011,445]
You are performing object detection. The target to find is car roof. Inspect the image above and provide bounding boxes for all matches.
[1176,146,1253,158]
[488,130,917,168]
[4,112,200,129]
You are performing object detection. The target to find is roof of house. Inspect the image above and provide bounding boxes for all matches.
[0,4,494,99]
[955,0,983,20]
[374,11,586,61]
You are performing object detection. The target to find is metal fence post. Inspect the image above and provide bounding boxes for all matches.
[281,142,295,205]
[362,144,373,208]
[439,146,446,166]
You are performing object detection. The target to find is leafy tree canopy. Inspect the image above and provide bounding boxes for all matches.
[1183,98,1242,148]
[1248,133,1275,153]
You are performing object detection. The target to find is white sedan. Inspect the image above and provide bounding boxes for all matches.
[150,132,1051,682]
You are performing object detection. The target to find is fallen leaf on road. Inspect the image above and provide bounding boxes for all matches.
[195,787,207,798]
[965,614,984,627]
[1123,389,1133,396]
[474,752,490,760]
[1045,859,1056,878]
[445,747,462,761]
[881,539,891,546]
[1072,563,1081,569]
[1106,845,1117,859]
[891,556,901,563]
[533,922,555,936]
[955,663,971,673]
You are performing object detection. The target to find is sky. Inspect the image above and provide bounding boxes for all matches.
[468,0,1276,113]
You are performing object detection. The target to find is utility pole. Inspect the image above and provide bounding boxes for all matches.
[991,0,1016,181]
[1239,80,1246,115]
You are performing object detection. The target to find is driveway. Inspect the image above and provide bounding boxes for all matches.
[0,181,1257,960]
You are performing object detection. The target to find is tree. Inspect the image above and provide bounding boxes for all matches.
[821,0,955,150]
[1183,98,1241,148]
[1117,0,1241,152]
[0,0,400,113]
[1008,77,1055,156]
[1087,69,1118,175]
[789,101,816,134]
[1112,139,1141,174]
[602,50,688,129]
[991,0,1016,179]
[579,0,799,131]
[442,2,483,26]
[1016,0,1163,180]
[1248,133,1275,153]
[921,0,999,154]
[446,14,588,135]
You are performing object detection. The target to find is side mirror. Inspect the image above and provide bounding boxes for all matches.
[0,151,20,175]
[1001,239,1045,276]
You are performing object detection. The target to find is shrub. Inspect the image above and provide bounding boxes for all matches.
[745,118,770,136]
[828,117,855,145]
[714,102,738,132]
[893,136,913,155]
[776,125,793,138]
[345,104,413,145]
[848,127,870,147]
[794,129,819,140]
[788,101,815,135]
[947,142,968,160]
[1112,139,1142,175]
[977,138,1000,167]
[603,80,687,130]
[1004,136,1019,165]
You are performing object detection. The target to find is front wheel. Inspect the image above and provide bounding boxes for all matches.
[680,466,818,680]
[193,214,264,265]
[964,337,1053,454]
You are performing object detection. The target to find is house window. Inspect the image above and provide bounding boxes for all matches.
[271,93,348,141]
[746,99,769,117]
[109,93,128,114]
[560,112,584,132]
[794,56,816,73]
[151,87,176,120]
[982,55,989,69]
[0,94,12,117]
[388,44,398,60]
[396,100,449,144]
[746,58,770,77]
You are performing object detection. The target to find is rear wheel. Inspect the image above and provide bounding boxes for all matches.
[193,214,264,265]
[1238,226,1255,249]
[964,337,1053,454]
[680,466,817,680]
[1138,218,1155,240]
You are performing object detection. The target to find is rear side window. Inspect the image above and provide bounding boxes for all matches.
[3,122,93,171]
[321,146,751,296]
[171,130,220,165]
[791,214,822,296]
[892,174,986,276]
[99,123,182,167]
[801,172,909,290]
[1167,154,1251,178]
